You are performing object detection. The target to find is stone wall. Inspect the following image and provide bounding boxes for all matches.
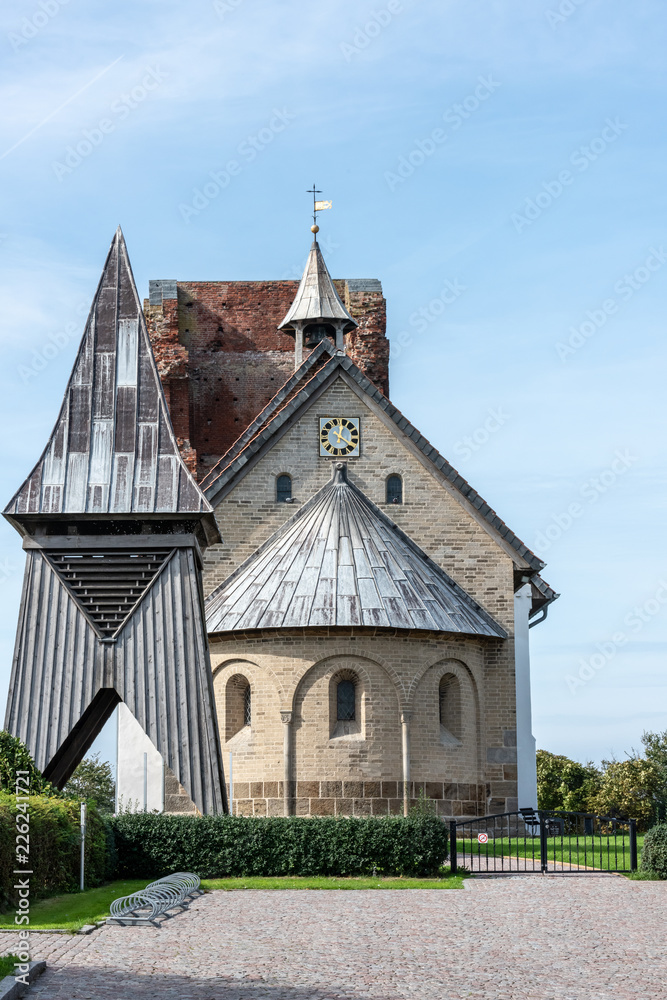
[145,279,388,479]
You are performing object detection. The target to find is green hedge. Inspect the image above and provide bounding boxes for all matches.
[0,793,114,911]
[640,823,667,879]
[112,813,448,879]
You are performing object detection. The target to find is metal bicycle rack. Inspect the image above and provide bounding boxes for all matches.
[108,872,203,926]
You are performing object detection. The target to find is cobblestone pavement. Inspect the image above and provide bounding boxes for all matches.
[2,876,666,999]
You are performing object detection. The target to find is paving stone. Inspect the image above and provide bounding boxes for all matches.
[1,877,665,999]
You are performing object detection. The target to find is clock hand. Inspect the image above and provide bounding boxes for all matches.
[332,426,350,444]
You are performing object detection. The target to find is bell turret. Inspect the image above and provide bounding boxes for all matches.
[278,209,357,367]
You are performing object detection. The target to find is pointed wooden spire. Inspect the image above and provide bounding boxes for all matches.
[278,238,357,332]
[5,227,209,518]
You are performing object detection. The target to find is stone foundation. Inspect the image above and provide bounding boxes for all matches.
[164,767,199,814]
[231,780,487,818]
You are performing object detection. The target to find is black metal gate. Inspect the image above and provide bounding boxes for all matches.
[450,809,638,874]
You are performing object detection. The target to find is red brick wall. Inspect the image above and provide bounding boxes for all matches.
[145,279,388,480]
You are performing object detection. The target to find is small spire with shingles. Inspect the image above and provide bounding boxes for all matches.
[278,239,357,332]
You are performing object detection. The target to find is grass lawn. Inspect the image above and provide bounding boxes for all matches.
[202,874,463,891]
[0,955,20,978]
[455,833,644,870]
[0,873,463,933]
[0,881,147,933]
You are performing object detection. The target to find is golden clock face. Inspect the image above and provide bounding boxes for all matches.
[319,417,360,457]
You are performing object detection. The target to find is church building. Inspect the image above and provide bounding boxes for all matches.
[118,213,557,820]
[3,217,557,821]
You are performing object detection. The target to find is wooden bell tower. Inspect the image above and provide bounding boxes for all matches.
[3,228,227,815]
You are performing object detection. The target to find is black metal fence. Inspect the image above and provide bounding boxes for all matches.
[449,808,638,874]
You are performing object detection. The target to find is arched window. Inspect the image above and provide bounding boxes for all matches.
[439,673,462,742]
[276,474,292,503]
[386,475,403,504]
[336,679,356,721]
[224,672,253,741]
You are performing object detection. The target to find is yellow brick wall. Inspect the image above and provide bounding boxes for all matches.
[203,376,514,631]
[204,374,520,819]
[211,630,515,818]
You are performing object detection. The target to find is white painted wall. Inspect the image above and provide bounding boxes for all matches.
[115,703,164,813]
[514,583,538,810]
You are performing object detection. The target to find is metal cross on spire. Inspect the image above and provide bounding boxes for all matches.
[307,183,332,233]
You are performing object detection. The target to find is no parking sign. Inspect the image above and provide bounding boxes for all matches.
[477,832,489,844]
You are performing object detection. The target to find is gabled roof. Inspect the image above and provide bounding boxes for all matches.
[201,351,546,574]
[5,228,212,519]
[206,463,507,638]
[529,573,559,617]
[278,239,357,331]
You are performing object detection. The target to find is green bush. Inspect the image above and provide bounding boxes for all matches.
[640,823,667,879]
[0,793,114,911]
[0,731,56,796]
[112,813,448,879]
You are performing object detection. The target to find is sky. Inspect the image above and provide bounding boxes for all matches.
[0,0,665,775]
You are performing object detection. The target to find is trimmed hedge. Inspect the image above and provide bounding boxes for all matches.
[0,793,115,911]
[640,823,667,879]
[112,813,448,879]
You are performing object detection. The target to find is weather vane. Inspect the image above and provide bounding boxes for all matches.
[307,184,332,234]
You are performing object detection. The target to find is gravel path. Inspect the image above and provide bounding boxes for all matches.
[2,876,665,999]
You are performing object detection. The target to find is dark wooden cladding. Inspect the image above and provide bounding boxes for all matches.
[206,463,507,638]
[115,385,137,453]
[67,385,91,453]
[138,347,158,422]
[95,287,117,350]
[4,228,210,518]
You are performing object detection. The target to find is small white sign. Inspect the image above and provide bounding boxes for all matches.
[477,832,489,844]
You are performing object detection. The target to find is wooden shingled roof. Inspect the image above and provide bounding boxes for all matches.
[4,228,211,519]
[206,463,507,638]
[278,239,357,331]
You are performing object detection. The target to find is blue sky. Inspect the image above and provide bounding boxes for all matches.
[0,0,665,773]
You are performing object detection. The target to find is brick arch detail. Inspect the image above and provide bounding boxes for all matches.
[211,655,286,703]
[412,657,484,777]
[402,647,482,709]
[288,646,406,714]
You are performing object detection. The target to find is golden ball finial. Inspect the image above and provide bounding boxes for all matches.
[311,224,319,234]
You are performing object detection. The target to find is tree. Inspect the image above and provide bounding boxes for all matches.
[536,749,601,812]
[63,753,115,813]
[641,729,667,822]
[590,757,662,831]
[0,730,54,795]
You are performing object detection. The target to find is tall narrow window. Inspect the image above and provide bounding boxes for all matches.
[224,672,253,740]
[336,679,356,721]
[439,673,462,741]
[276,474,292,503]
[386,475,403,504]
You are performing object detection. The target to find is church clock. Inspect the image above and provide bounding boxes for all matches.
[319,416,360,457]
